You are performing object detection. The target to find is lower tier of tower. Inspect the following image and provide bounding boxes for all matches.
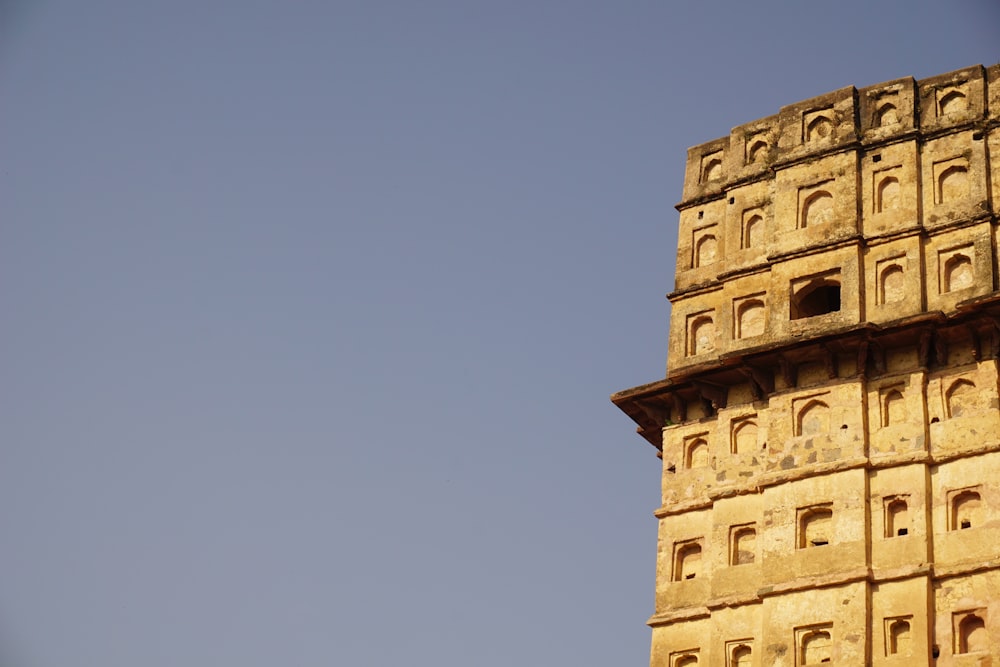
[651,567,998,666]
[651,453,1000,665]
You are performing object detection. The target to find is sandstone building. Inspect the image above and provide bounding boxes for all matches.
[612,65,1000,666]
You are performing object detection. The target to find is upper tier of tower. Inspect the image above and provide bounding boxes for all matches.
[667,64,1000,377]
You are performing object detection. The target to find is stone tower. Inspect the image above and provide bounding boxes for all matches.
[612,64,1000,666]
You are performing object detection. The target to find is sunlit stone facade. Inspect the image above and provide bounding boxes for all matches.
[613,64,1000,666]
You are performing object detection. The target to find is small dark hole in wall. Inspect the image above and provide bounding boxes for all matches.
[961,519,971,529]
[973,132,983,140]
[840,424,848,429]
[698,211,704,219]
[872,154,882,162]
[931,417,940,424]
[932,645,940,659]
[762,442,767,450]
[685,573,696,580]
[729,197,735,204]
[897,528,908,536]
[810,539,828,547]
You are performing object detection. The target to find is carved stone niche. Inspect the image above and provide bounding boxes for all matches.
[775,85,857,163]
[918,65,986,131]
[728,113,779,180]
[925,225,993,313]
[770,152,859,257]
[680,136,729,205]
[859,77,917,138]
[723,180,771,269]
[674,198,727,292]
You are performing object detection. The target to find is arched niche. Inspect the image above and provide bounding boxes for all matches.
[743,214,763,249]
[694,234,717,268]
[801,190,834,228]
[801,629,832,664]
[688,316,716,356]
[685,438,709,469]
[797,399,831,437]
[885,497,909,537]
[957,614,987,654]
[943,254,973,292]
[675,655,698,667]
[806,115,834,142]
[799,506,833,548]
[877,176,900,212]
[732,418,758,454]
[938,164,969,204]
[702,158,723,183]
[939,89,968,116]
[883,388,906,426]
[731,645,752,667]
[946,378,976,418]
[731,526,756,565]
[674,542,702,581]
[877,103,899,127]
[736,299,765,339]
[951,489,982,530]
[879,264,905,305]
[747,140,768,163]
[888,618,912,655]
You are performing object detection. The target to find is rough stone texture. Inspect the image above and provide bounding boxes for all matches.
[613,64,1000,666]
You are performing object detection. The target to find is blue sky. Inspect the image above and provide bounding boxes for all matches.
[0,2,997,665]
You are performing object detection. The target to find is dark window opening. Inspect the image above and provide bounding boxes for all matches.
[961,519,971,529]
[897,528,908,536]
[873,154,882,162]
[791,283,841,320]
[685,573,695,579]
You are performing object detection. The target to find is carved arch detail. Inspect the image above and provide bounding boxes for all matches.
[943,254,973,292]
[796,398,830,437]
[876,175,900,212]
[801,190,834,228]
[939,89,968,117]
[945,378,976,418]
[879,263,905,305]
[688,315,716,356]
[938,163,969,204]
[877,103,899,127]
[702,158,723,183]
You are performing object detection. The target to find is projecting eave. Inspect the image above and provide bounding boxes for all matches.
[612,296,1000,455]
[611,378,678,453]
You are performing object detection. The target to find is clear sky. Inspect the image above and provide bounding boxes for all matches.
[0,2,997,665]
